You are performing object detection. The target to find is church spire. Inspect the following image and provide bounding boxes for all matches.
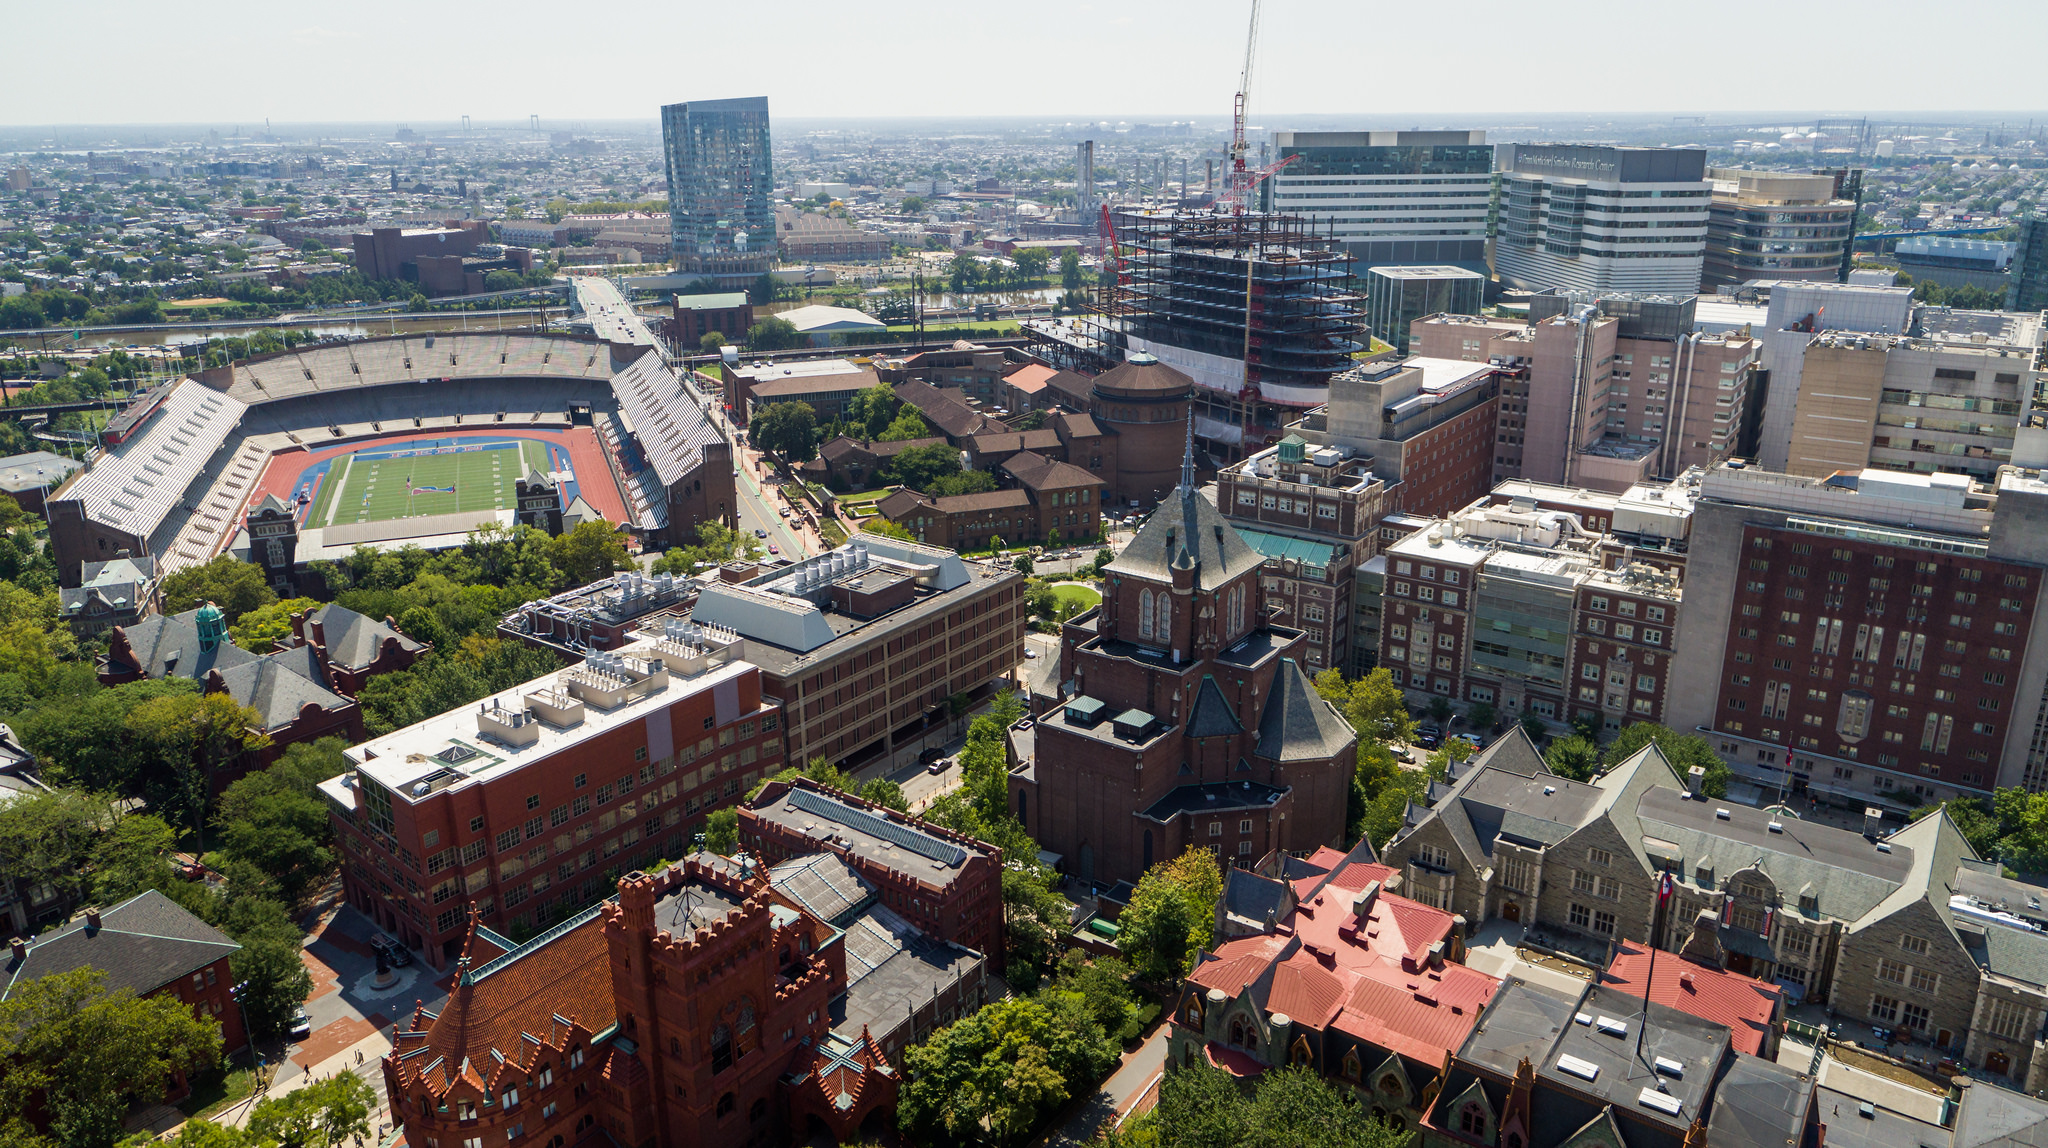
[1180,405,1196,493]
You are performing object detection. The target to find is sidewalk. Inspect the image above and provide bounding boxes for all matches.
[1038,1022,1170,1147]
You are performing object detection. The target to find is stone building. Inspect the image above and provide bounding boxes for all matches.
[515,469,564,535]
[1007,447,1356,887]
[244,493,299,591]
[382,859,898,1148]
[1383,732,2048,1089]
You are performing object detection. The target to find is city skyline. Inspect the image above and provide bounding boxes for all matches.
[6,0,2045,126]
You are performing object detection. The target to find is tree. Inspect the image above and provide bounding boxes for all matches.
[224,896,315,1040]
[746,272,777,306]
[1318,668,1415,746]
[750,401,820,463]
[1060,250,1083,292]
[876,409,932,442]
[844,382,903,440]
[1602,722,1729,797]
[745,316,805,351]
[548,520,632,586]
[1117,847,1223,982]
[1427,736,1476,777]
[161,557,277,625]
[0,968,222,1148]
[883,442,967,491]
[1013,248,1050,281]
[228,597,320,653]
[89,812,182,906]
[482,270,523,291]
[859,778,908,812]
[1544,735,1602,782]
[703,807,738,855]
[649,522,764,577]
[948,253,984,294]
[1425,696,1454,725]
[246,1073,376,1148]
[1519,713,1548,743]
[0,789,118,914]
[1013,553,1034,576]
[697,330,726,353]
[213,738,343,903]
[124,692,270,843]
[1150,1061,1411,1148]
[1468,702,1497,731]
[860,517,915,542]
[897,996,1114,1148]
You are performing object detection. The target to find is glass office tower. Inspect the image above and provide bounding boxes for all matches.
[660,96,773,272]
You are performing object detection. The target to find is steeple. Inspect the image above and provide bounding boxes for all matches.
[1179,405,1196,493]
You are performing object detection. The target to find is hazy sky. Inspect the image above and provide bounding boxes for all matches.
[9,0,2046,127]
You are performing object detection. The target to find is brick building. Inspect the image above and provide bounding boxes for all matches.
[351,222,489,281]
[4,891,247,1092]
[275,603,428,696]
[1214,438,1395,675]
[688,537,1026,772]
[383,859,897,1148]
[101,603,370,768]
[721,359,878,427]
[876,345,1047,407]
[799,435,949,490]
[1289,357,1505,519]
[741,777,1005,971]
[1170,843,1499,1113]
[874,449,1105,550]
[1008,460,1357,887]
[610,352,738,546]
[1376,476,1695,728]
[317,624,783,966]
[1666,462,2048,805]
[667,292,753,352]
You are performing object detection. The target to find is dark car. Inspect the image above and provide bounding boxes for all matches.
[370,934,412,967]
[917,747,943,765]
[1415,725,1443,750]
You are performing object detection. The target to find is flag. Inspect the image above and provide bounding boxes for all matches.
[412,485,455,494]
[1657,869,1675,906]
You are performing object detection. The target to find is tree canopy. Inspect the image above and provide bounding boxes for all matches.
[1602,722,1729,797]
[1126,1061,1412,1148]
[1117,847,1224,982]
[897,995,1119,1147]
[161,556,277,625]
[745,316,805,351]
[751,401,820,463]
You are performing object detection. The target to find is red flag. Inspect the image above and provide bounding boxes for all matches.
[1658,870,1674,905]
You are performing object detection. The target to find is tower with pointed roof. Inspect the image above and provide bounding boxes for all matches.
[244,491,299,592]
[1009,450,1358,887]
[514,469,565,536]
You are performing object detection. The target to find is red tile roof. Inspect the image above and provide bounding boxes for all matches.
[1002,364,1057,394]
[1602,941,1781,1056]
[1204,1041,1268,1078]
[1188,933,1290,998]
[407,916,616,1090]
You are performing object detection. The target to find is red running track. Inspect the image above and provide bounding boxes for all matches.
[248,426,630,528]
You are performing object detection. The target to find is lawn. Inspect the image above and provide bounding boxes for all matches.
[177,1064,256,1121]
[1051,583,1102,610]
[309,438,548,526]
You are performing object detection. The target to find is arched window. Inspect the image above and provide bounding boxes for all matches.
[1379,1073,1404,1096]
[1459,1104,1486,1137]
[736,997,756,1034]
[1155,594,1170,642]
[1290,1036,1313,1067]
[715,1093,735,1118]
[1342,1049,1362,1081]
[1229,1018,1245,1047]
[1184,997,1204,1028]
[1139,589,1155,640]
[1508,1134,1524,1148]
[711,1025,733,1074]
[749,1098,768,1123]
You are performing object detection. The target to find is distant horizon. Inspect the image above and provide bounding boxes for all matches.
[7,0,2044,128]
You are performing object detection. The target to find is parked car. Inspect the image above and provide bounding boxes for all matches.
[767,544,780,555]
[289,1008,312,1041]
[927,759,946,775]
[370,934,412,967]
[1415,725,1443,750]
[918,747,943,765]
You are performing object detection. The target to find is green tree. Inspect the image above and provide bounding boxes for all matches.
[1519,713,1549,743]
[858,778,908,812]
[746,272,778,306]
[744,316,805,351]
[228,597,320,653]
[1544,735,1602,782]
[860,517,915,541]
[161,557,277,625]
[844,382,903,440]
[246,1072,376,1148]
[1915,797,1998,858]
[212,738,344,903]
[482,270,523,292]
[0,789,118,914]
[1322,668,1416,745]
[1602,722,1729,797]
[1117,847,1223,982]
[876,409,932,442]
[1150,1061,1411,1148]
[750,401,820,463]
[124,692,270,843]
[1468,702,1497,731]
[1013,248,1050,281]
[1060,250,1083,292]
[898,996,1114,1148]
[882,442,967,491]
[89,812,182,906]
[697,330,726,353]
[548,520,631,586]
[703,807,738,855]
[0,968,222,1148]
[948,253,984,294]
[223,896,315,1040]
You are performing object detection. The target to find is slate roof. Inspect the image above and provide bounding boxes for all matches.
[1219,867,1292,933]
[932,489,1032,514]
[2,890,239,1000]
[1187,675,1243,738]
[110,609,263,681]
[1954,1082,2048,1148]
[1706,1055,1815,1148]
[1107,481,1265,592]
[217,653,352,731]
[308,602,426,670]
[1253,659,1354,763]
[1050,408,1104,439]
[1002,450,1101,493]
[892,378,1004,440]
[970,430,1064,457]
[1967,922,2048,989]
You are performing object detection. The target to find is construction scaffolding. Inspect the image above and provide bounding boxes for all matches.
[1090,208,1363,455]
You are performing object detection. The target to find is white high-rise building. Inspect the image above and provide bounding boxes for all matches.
[1263,130,1494,273]
[1494,144,1712,295]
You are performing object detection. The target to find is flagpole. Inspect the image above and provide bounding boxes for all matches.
[1639,867,1670,1067]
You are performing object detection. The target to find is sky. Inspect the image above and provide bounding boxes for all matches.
[7,0,2046,127]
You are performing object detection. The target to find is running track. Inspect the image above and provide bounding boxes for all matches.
[249,426,630,528]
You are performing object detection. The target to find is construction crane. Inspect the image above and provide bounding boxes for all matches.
[1221,0,1297,213]
[1099,203,1129,287]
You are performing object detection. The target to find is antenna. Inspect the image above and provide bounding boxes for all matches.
[1181,404,1196,493]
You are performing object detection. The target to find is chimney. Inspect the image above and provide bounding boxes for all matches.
[8,937,25,961]
[1864,807,1884,838]
[310,617,326,649]
[84,907,102,932]
[1680,907,1724,967]
[1352,879,1381,921]
[1686,765,1705,797]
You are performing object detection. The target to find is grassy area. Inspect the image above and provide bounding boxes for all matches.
[1051,584,1102,609]
[166,296,233,309]
[177,1064,256,1121]
[818,519,847,547]
[882,320,1022,334]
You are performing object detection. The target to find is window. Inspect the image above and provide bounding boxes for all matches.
[1870,994,1900,1024]
[1592,910,1616,935]
[1877,957,1907,985]
[1569,902,1590,928]
[1899,935,1928,955]
[716,1093,735,1118]
[1460,1105,1486,1137]
[1986,998,2030,1040]
[1587,847,1612,866]
[1901,1002,1930,1031]
[1909,966,1939,995]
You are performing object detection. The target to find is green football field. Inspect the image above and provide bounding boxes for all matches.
[310,439,551,526]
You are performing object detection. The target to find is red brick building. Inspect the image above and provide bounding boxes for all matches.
[667,293,753,351]
[1085,354,1196,508]
[1170,845,1497,1105]
[4,891,247,1101]
[384,859,896,1148]
[874,449,1106,550]
[741,778,1005,971]
[275,604,428,697]
[319,625,784,966]
[1009,466,1357,888]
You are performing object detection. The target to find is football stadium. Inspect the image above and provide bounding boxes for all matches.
[47,323,735,587]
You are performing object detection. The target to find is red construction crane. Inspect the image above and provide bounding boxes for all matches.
[1100,203,1128,286]
[1221,0,1296,212]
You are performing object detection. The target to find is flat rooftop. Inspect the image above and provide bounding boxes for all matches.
[318,625,755,808]
[749,782,978,878]
[732,357,867,381]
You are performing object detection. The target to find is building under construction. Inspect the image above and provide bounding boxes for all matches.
[1029,208,1364,460]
